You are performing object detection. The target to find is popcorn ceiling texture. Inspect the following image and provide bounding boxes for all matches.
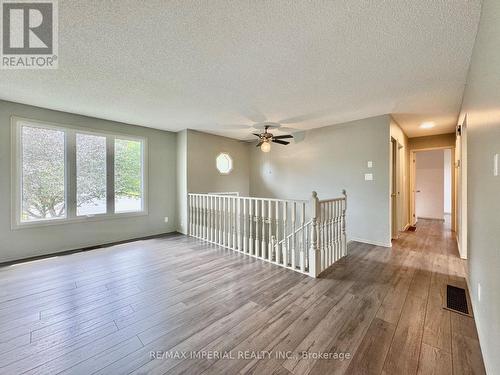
[0,0,481,138]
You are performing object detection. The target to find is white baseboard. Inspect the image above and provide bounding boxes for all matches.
[349,238,392,248]
[417,216,445,221]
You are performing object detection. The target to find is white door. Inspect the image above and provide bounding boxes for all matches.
[415,150,445,220]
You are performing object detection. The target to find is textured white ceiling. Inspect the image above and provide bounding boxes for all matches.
[0,0,482,139]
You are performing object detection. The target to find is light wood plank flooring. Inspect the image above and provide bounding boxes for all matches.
[0,220,486,374]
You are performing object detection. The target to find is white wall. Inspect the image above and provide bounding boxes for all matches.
[250,115,392,247]
[458,0,500,372]
[0,100,178,263]
[415,150,444,220]
[443,148,452,214]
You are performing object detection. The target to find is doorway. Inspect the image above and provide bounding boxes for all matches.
[410,147,455,228]
[390,137,403,239]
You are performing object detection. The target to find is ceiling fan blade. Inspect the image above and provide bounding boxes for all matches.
[273,135,294,139]
[252,133,262,137]
[256,141,263,147]
[272,139,290,145]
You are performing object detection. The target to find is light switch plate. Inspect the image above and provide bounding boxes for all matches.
[367,161,373,168]
[494,154,499,176]
[364,173,373,181]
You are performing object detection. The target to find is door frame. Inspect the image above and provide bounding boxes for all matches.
[390,137,403,239]
[409,146,456,231]
[456,117,467,259]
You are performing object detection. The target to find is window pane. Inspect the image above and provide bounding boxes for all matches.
[216,153,232,174]
[114,139,143,213]
[21,125,66,222]
[76,133,107,216]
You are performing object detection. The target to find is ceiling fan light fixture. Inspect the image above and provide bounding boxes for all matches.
[261,140,271,153]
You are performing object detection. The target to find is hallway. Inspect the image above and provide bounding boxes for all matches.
[378,219,485,375]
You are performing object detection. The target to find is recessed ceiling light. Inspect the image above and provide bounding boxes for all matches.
[420,122,435,129]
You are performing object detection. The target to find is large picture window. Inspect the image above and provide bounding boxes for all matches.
[114,138,144,213]
[13,118,147,228]
[21,125,66,222]
[76,133,107,216]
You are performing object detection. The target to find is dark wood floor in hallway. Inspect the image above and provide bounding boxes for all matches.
[0,219,486,375]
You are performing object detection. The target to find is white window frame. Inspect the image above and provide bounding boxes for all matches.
[11,116,148,229]
[216,152,233,175]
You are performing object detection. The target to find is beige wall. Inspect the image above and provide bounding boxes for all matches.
[250,115,392,247]
[176,129,251,234]
[457,0,500,372]
[186,130,250,195]
[408,133,455,150]
[0,100,178,263]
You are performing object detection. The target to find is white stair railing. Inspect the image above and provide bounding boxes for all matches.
[309,190,347,276]
[187,190,347,277]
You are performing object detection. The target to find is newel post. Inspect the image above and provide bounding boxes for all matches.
[309,191,321,277]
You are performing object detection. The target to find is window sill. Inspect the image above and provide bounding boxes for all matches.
[11,210,149,231]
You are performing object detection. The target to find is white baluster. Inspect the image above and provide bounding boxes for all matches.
[282,201,287,266]
[195,195,199,238]
[291,201,296,270]
[227,197,232,248]
[268,200,273,261]
[342,190,347,257]
[214,196,218,244]
[231,197,238,250]
[228,197,232,248]
[261,200,266,259]
[213,196,217,244]
[228,196,232,247]
[329,202,334,264]
[318,204,325,272]
[188,195,192,236]
[300,202,306,272]
[222,197,226,245]
[275,201,280,264]
[237,198,242,251]
[203,195,207,240]
[207,196,210,242]
[324,202,331,269]
[254,200,260,257]
[217,196,223,245]
[249,199,254,255]
[335,200,339,261]
[309,191,320,277]
[243,199,247,253]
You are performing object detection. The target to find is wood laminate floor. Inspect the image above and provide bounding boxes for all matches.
[0,219,486,375]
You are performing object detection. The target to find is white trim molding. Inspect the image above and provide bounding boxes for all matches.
[11,116,148,230]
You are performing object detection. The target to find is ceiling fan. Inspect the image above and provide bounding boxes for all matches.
[253,124,293,153]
